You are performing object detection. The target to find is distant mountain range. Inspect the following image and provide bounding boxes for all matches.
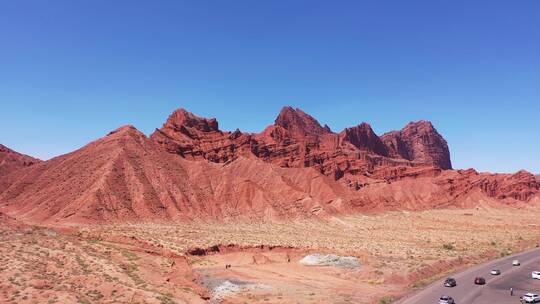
[1,107,538,224]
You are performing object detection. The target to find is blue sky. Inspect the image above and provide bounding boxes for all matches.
[0,1,538,173]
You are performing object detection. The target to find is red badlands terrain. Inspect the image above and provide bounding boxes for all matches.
[0,144,41,194]
[1,107,539,224]
[0,144,40,176]
[0,125,350,224]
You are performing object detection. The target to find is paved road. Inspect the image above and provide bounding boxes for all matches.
[398,247,540,304]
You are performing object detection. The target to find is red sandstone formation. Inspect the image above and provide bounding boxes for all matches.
[381,121,452,169]
[151,107,451,181]
[0,125,351,224]
[0,145,41,194]
[150,108,253,162]
[354,168,540,211]
[274,106,332,138]
[149,107,539,208]
[339,123,388,156]
[0,144,40,176]
[0,107,538,224]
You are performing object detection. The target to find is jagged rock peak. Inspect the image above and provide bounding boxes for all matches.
[275,106,331,136]
[381,120,452,170]
[164,108,219,132]
[339,122,388,156]
[402,120,436,133]
[107,125,141,136]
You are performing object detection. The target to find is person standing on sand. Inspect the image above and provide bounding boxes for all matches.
[510,287,514,296]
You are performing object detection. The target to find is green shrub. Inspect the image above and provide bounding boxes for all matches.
[442,243,455,250]
[378,296,396,304]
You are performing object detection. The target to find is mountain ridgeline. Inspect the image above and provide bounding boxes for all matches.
[1,107,538,224]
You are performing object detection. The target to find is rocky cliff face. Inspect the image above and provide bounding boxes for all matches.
[152,107,452,180]
[150,107,540,205]
[338,123,388,156]
[1,125,351,223]
[1,107,538,224]
[381,121,452,169]
[150,109,253,162]
[274,106,332,138]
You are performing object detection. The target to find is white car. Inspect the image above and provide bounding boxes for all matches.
[438,295,455,304]
[532,271,540,279]
[514,259,521,266]
[490,269,501,275]
[521,293,540,303]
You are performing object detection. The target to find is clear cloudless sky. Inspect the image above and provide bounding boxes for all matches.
[0,1,538,173]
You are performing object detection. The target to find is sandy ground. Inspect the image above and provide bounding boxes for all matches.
[3,206,540,303]
[0,224,207,304]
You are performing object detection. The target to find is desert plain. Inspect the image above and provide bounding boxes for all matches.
[2,205,540,304]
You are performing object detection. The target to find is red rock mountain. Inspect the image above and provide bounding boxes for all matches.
[0,125,351,224]
[339,123,388,156]
[1,107,539,224]
[381,121,452,169]
[151,107,538,206]
[274,106,332,138]
[0,145,41,194]
[152,107,452,184]
[0,144,40,176]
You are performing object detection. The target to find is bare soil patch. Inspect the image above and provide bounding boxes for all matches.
[3,206,540,303]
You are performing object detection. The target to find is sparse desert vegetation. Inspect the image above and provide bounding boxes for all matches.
[0,222,206,304]
[0,205,528,303]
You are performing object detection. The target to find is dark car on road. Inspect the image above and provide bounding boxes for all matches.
[438,295,455,304]
[444,277,457,287]
[474,276,486,285]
